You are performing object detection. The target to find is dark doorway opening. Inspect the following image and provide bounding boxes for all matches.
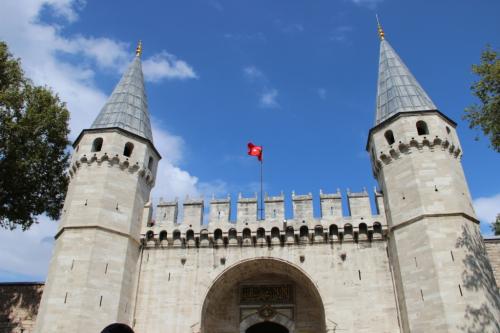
[246,321,289,333]
[101,323,134,333]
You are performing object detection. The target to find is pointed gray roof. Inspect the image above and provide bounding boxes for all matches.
[91,56,153,141]
[375,39,437,125]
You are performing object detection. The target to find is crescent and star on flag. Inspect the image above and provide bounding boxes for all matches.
[247,142,263,162]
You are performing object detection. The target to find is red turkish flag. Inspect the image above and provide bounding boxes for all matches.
[247,142,263,161]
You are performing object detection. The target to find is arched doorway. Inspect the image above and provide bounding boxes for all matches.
[101,323,134,333]
[201,258,326,333]
[246,321,289,333]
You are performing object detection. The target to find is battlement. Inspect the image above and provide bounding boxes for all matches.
[141,189,387,248]
[68,152,155,185]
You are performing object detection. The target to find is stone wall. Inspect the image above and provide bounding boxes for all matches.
[0,283,44,333]
[485,237,500,287]
[133,240,401,333]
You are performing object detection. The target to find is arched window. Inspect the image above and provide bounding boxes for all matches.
[416,121,429,135]
[101,323,135,333]
[186,229,194,241]
[271,227,280,239]
[329,224,338,236]
[286,226,294,238]
[159,230,167,242]
[92,137,103,152]
[299,226,308,237]
[242,228,251,239]
[173,230,181,241]
[148,156,154,170]
[123,142,134,157]
[146,230,154,241]
[314,225,323,236]
[446,126,451,134]
[373,222,382,234]
[228,228,237,239]
[359,223,368,235]
[200,229,209,242]
[344,224,353,236]
[257,228,265,238]
[384,130,395,145]
[214,229,223,241]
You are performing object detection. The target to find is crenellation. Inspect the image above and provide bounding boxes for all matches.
[209,196,231,224]
[374,188,385,216]
[141,189,388,249]
[320,189,343,219]
[182,198,204,226]
[347,188,371,218]
[237,194,258,224]
[292,192,313,221]
[264,193,285,221]
[155,199,178,226]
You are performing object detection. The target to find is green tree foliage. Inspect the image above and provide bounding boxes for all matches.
[0,41,70,230]
[492,214,500,236]
[464,46,500,152]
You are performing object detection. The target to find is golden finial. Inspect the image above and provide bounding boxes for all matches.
[376,14,385,41]
[135,40,142,57]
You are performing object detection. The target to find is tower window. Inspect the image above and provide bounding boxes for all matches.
[91,137,103,152]
[384,130,395,145]
[123,142,134,157]
[446,126,451,134]
[416,121,429,135]
[148,156,154,170]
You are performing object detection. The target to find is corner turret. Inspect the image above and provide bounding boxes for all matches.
[35,42,161,333]
[367,24,499,332]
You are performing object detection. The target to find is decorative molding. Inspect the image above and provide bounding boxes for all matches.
[68,152,155,185]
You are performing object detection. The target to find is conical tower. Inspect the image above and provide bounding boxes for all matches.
[34,42,161,333]
[367,23,500,332]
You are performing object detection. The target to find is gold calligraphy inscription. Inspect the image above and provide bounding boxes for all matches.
[240,285,293,304]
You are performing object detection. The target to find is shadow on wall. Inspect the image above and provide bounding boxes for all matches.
[0,283,44,331]
[456,224,500,333]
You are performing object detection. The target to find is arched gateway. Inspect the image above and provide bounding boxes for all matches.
[201,258,326,333]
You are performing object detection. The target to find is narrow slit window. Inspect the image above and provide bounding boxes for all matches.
[123,142,134,157]
[148,156,154,171]
[91,137,103,152]
[384,130,395,145]
[416,121,429,135]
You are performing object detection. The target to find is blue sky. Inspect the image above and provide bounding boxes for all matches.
[0,0,499,281]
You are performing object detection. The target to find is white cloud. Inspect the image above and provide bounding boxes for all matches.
[0,216,57,281]
[243,66,279,108]
[274,20,304,34]
[473,193,500,235]
[224,32,266,42]
[143,52,198,82]
[243,65,265,81]
[0,0,214,281]
[260,88,279,108]
[42,0,83,22]
[208,0,224,12]
[318,88,327,100]
[330,25,353,42]
[349,0,384,9]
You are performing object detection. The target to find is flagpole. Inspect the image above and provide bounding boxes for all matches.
[260,156,263,220]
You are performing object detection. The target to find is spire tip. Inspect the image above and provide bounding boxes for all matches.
[135,40,143,57]
[376,14,385,41]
